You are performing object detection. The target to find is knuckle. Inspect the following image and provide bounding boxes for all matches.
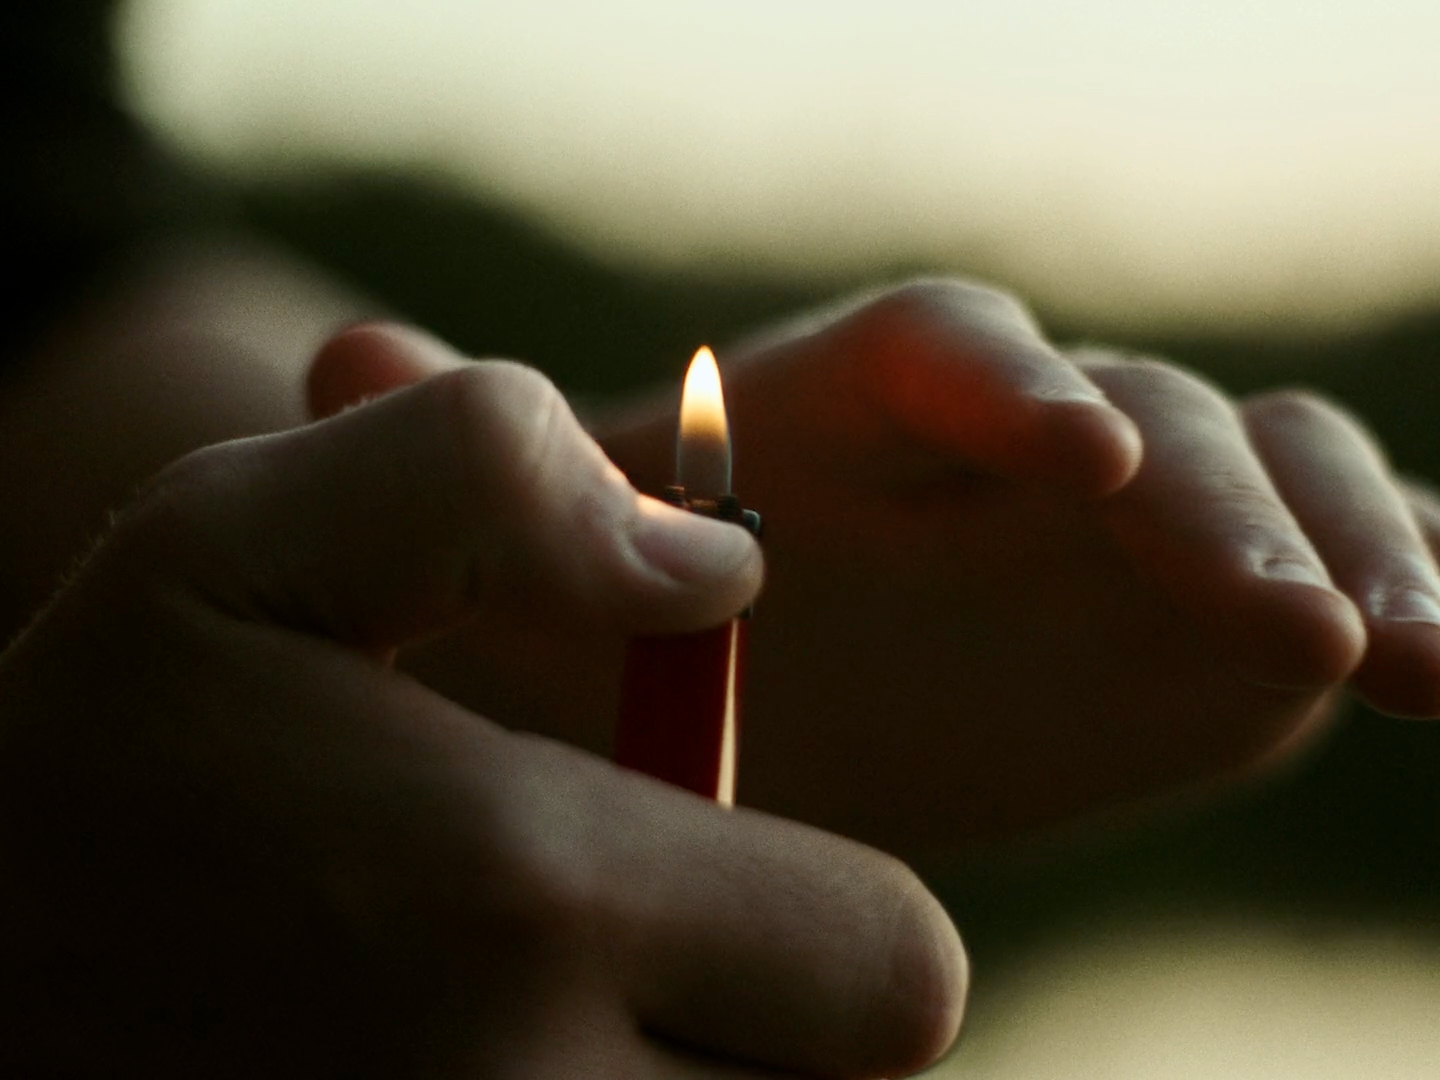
[428,361,571,517]
[1096,356,1239,421]
[1245,388,1392,473]
[420,362,643,623]
[493,828,596,939]
[116,442,253,564]
[452,739,602,941]
[1202,470,1292,531]
[837,278,1047,403]
[1122,356,1223,403]
[436,361,564,453]
[859,277,1035,340]
[1245,385,1359,433]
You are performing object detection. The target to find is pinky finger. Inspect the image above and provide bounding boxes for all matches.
[1404,479,1440,552]
[1244,394,1440,717]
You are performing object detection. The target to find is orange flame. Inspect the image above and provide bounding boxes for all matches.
[680,345,728,446]
[676,345,731,495]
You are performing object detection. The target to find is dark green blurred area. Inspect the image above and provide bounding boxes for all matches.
[235,172,830,396]
[235,171,1440,975]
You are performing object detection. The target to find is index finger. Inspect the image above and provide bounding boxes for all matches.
[737,279,1143,496]
[119,331,763,650]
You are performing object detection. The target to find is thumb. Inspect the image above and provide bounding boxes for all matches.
[122,326,762,648]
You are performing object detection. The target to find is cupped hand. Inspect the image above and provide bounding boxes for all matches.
[311,291,1440,853]
[611,281,1440,848]
[0,325,964,1078]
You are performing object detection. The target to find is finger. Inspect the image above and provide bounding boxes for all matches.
[742,279,1142,496]
[1404,478,1440,551]
[273,660,961,1078]
[1244,392,1440,717]
[534,740,966,1078]
[629,812,965,1077]
[1082,357,1365,688]
[119,327,763,648]
[308,323,460,420]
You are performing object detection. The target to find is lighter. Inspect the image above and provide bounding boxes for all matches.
[614,347,761,806]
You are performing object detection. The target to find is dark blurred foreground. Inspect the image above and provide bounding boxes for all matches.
[237,168,1440,1034]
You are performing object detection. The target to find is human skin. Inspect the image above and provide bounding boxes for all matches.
[0,356,963,1078]
[5,257,1440,1075]
[312,284,1440,854]
[0,234,366,639]
[8,251,1436,847]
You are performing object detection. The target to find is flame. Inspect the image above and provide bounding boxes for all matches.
[679,345,728,446]
[676,345,731,495]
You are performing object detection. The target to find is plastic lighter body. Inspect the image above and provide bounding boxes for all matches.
[615,619,746,805]
[614,347,758,806]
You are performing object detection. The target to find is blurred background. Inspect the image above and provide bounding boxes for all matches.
[119,0,1440,339]
[44,0,1440,1073]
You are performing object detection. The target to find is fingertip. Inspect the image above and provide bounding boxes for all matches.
[309,322,464,420]
[1352,619,1440,719]
[869,886,969,1075]
[1231,581,1367,690]
[1032,399,1144,497]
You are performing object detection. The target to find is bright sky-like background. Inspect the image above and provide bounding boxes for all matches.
[117,0,1440,332]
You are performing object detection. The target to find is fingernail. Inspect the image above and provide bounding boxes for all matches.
[1377,586,1440,625]
[631,499,756,584]
[1032,385,1110,406]
[1257,555,1332,588]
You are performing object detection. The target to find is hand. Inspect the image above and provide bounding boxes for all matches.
[610,281,1440,848]
[0,327,964,1078]
[309,290,1440,854]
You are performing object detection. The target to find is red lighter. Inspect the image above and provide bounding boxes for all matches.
[614,348,761,806]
